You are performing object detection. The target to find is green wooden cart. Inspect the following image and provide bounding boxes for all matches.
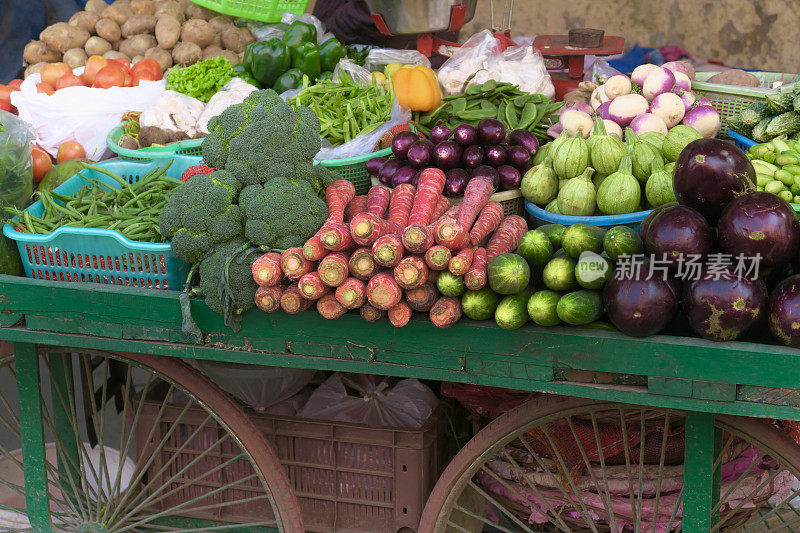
[2,274,800,532]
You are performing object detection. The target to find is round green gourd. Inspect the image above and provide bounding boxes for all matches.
[625,127,664,183]
[557,166,596,216]
[520,157,558,205]
[552,134,590,180]
[545,198,560,214]
[589,118,626,176]
[644,158,677,207]
[596,155,641,214]
[638,131,666,153]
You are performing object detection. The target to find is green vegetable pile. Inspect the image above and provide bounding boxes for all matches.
[6,161,181,243]
[748,136,800,203]
[288,72,392,146]
[166,56,237,103]
[159,89,338,336]
[413,80,563,142]
[727,84,800,142]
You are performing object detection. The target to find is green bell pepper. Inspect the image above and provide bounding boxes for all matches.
[272,68,304,94]
[318,37,346,73]
[243,38,290,89]
[282,20,317,47]
[289,42,321,81]
[232,63,261,88]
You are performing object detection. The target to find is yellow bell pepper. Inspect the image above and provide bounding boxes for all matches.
[392,65,442,112]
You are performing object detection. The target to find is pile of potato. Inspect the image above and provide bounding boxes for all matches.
[23,0,255,78]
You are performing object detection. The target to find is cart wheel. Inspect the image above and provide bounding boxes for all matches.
[0,350,304,532]
[420,395,800,532]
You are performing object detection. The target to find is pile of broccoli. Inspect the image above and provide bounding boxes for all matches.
[158,89,337,332]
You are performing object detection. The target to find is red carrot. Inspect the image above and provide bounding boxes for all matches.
[366,184,392,218]
[302,235,328,262]
[425,245,452,271]
[280,283,313,314]
[366,272,403,310]
[394,256,429,290]
[388,300,412,328]
[429,297,462,328]
[387,183,416,226]
[252,252,283,287]
[372,234,404,268]
[456,176,494,231]
[282,248,314,280]
[464,247,488,290]
[348,247,378,280]
[321,222,354,251]
[303,180,356,261]
[469,202,504,246]
[430,195,452,222]
[434,216,470,250]
[427,269,440,284]
[408,168,447,226]
[298,271,330,300]
[406,282,439,312]
[449,247,475,276]
[345,195,368,221]
[349,213,404,246]
[318,252,350,287]
[360,303,385,323]
[335,277,367,309]
[254,281,287,313]
[317,293,346,319]
[485,215,528,260]
[402,224,434,254]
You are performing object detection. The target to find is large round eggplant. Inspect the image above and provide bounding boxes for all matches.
[644,204,714,270]
[603,261,680,337]
[718,191,800,267]
[769,274,800,347]
[673,138,755,223]
[683,268,767,341]
[638,202,677,239]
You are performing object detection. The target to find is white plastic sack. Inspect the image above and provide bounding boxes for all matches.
[196,77,258,134]
[298,373,439,428]
[363,48,431,72]
[140,90,205,137]
[11,67,165,160]
[584,58,622,83]
[332,58,373,86]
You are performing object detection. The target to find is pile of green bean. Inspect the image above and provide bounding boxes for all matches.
[288,72,393,146]
[7,161,181,243]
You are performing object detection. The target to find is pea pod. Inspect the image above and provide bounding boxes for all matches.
[504,102,519,129]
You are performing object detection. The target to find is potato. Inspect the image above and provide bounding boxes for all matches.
[171,41,201,66]
[221,26,253,54]
[208,15,233,34]
[130,0,155,15]
[145,46,173,71]
[131,55,144,64]
[41,22,91,53]
[121,13,156,37]
[155,15,181,48]
[111,0,131,8]
[85,0,108,14]
[95,18,122,42]
[119,34,156,58]
[69,11,100,34]
[84,36,111,56]
[155,1,184,23]
[25,62,48,79]
[202,45,223,59]
[180,19,214,48]
[707,69,760,87]
[23,40,61,65]
[221,50,239,65]
[103,50,131,61]
[209,33,222,49]
[103,4,133,26]
[185,3,215,20]
[63,48,89,69]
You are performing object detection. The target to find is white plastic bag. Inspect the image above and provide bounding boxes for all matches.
[0,111,34,209]
[11,67,165,160]
[584,58,622,83]
[139,90,205,137]
[363,48,431,72]
[332,58,373,86]
[298,373,439,428]
[196,77,258,133]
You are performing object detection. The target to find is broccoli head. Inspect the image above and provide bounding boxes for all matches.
[239,177,329,249]
[198,237,260,319]
[158,170,244,263]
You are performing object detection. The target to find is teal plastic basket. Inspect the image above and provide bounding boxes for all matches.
[107,124,204,160]
[3,156,199,291]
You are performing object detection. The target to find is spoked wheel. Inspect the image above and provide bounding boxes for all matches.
[420,395,800,533]
[0,349,303,532]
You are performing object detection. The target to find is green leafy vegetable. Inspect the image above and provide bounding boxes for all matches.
[165,56,237,103]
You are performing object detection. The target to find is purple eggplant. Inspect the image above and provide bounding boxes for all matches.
[444,168,470,197]
[406,139,435,168]
[508,129,540,154]
[485,145,508,167]
[497,165,521,190]
[453,124,478,146]
[377,159,402,185]
[506,145,531,169]
[391,165,417,187]
[471,165,500,189]
[769,275,800,347]
[391,131,418,160]
[366,156,387,176]
[428,124,452,144]
[644,204,713,270]
[477,118,506,145]
[462,145,485,169]
[433,140,463,171]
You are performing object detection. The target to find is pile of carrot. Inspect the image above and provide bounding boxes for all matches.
[251,172,527,328]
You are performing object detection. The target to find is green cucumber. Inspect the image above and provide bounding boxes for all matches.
[437,271,467,297]
[542,256,577,291]
[556,290,603,325]
[537,223,566,248]
[488,253,531,295]
[527,290,562,326]
[461,287,500,321]
[603,226,643,260]
[575,254,612,289]
[561,223,605,259]
[517,230,553,266]
[495,287,535,330]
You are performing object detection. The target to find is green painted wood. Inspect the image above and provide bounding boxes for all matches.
[14,342,53,533]
[0,312,21,327]
[737,385,800,407]
[48,353,82,505]
[683,412,721,533]
[693,381,736,402]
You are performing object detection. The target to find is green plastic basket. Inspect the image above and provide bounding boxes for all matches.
[107,124,204,160]
[315,147,391,195]
[189,0,310,22]
[692,71,800,137]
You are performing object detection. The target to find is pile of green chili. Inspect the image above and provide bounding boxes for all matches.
[6,161,181,243]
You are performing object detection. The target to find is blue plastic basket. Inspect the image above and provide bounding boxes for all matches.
[525,201,653,231]
[3,156,199,291]
[727,130,757,152]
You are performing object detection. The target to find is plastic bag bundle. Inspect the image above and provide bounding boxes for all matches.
[363,48,431,72]
[299,373,439,428]
[0,111,34,209]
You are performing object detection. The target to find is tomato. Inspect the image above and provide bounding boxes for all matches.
[0,101,11,113]
[56,141,86,164]
[131,70,158,86]
[107,58,131,74]
[0,85,18,113]
[31,147,53,183]
[124,72,133,87]
[55,72,85,90]
[41,63,72,87]
[83,55,108,86]
[93,64,125,89]
[131,59,162,81]
[7,79,23,90]
[36,82,55,95]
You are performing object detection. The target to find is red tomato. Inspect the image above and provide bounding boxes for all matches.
[123,72,133,87]
[31,147,53,183]
[107,58,131,74]
[7,79,23,90]
[57,141,86,164]
[36,82,55,95]
[55,73,85,90]
[41,63,71,87]
[131,59,162,80]
[0,101,11,112]
[131,70,158,86]
[83,55,108,86]
[93,64,125,89]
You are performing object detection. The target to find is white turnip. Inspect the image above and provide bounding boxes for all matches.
[696,96,712,107]
[630,113,668,135]
[604,74,632,99]
[595,101,612,120]
[682,106,721,138]
[603,119,624,139]
[608,93,649,126]
[560,109,593,138]
[678,90,697,111]
[662,60,695,81]
[673,71,692,92]
[631,63,657,87]
[590,85,610,109]
[642,67,676,101]
[650,92,686,128]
